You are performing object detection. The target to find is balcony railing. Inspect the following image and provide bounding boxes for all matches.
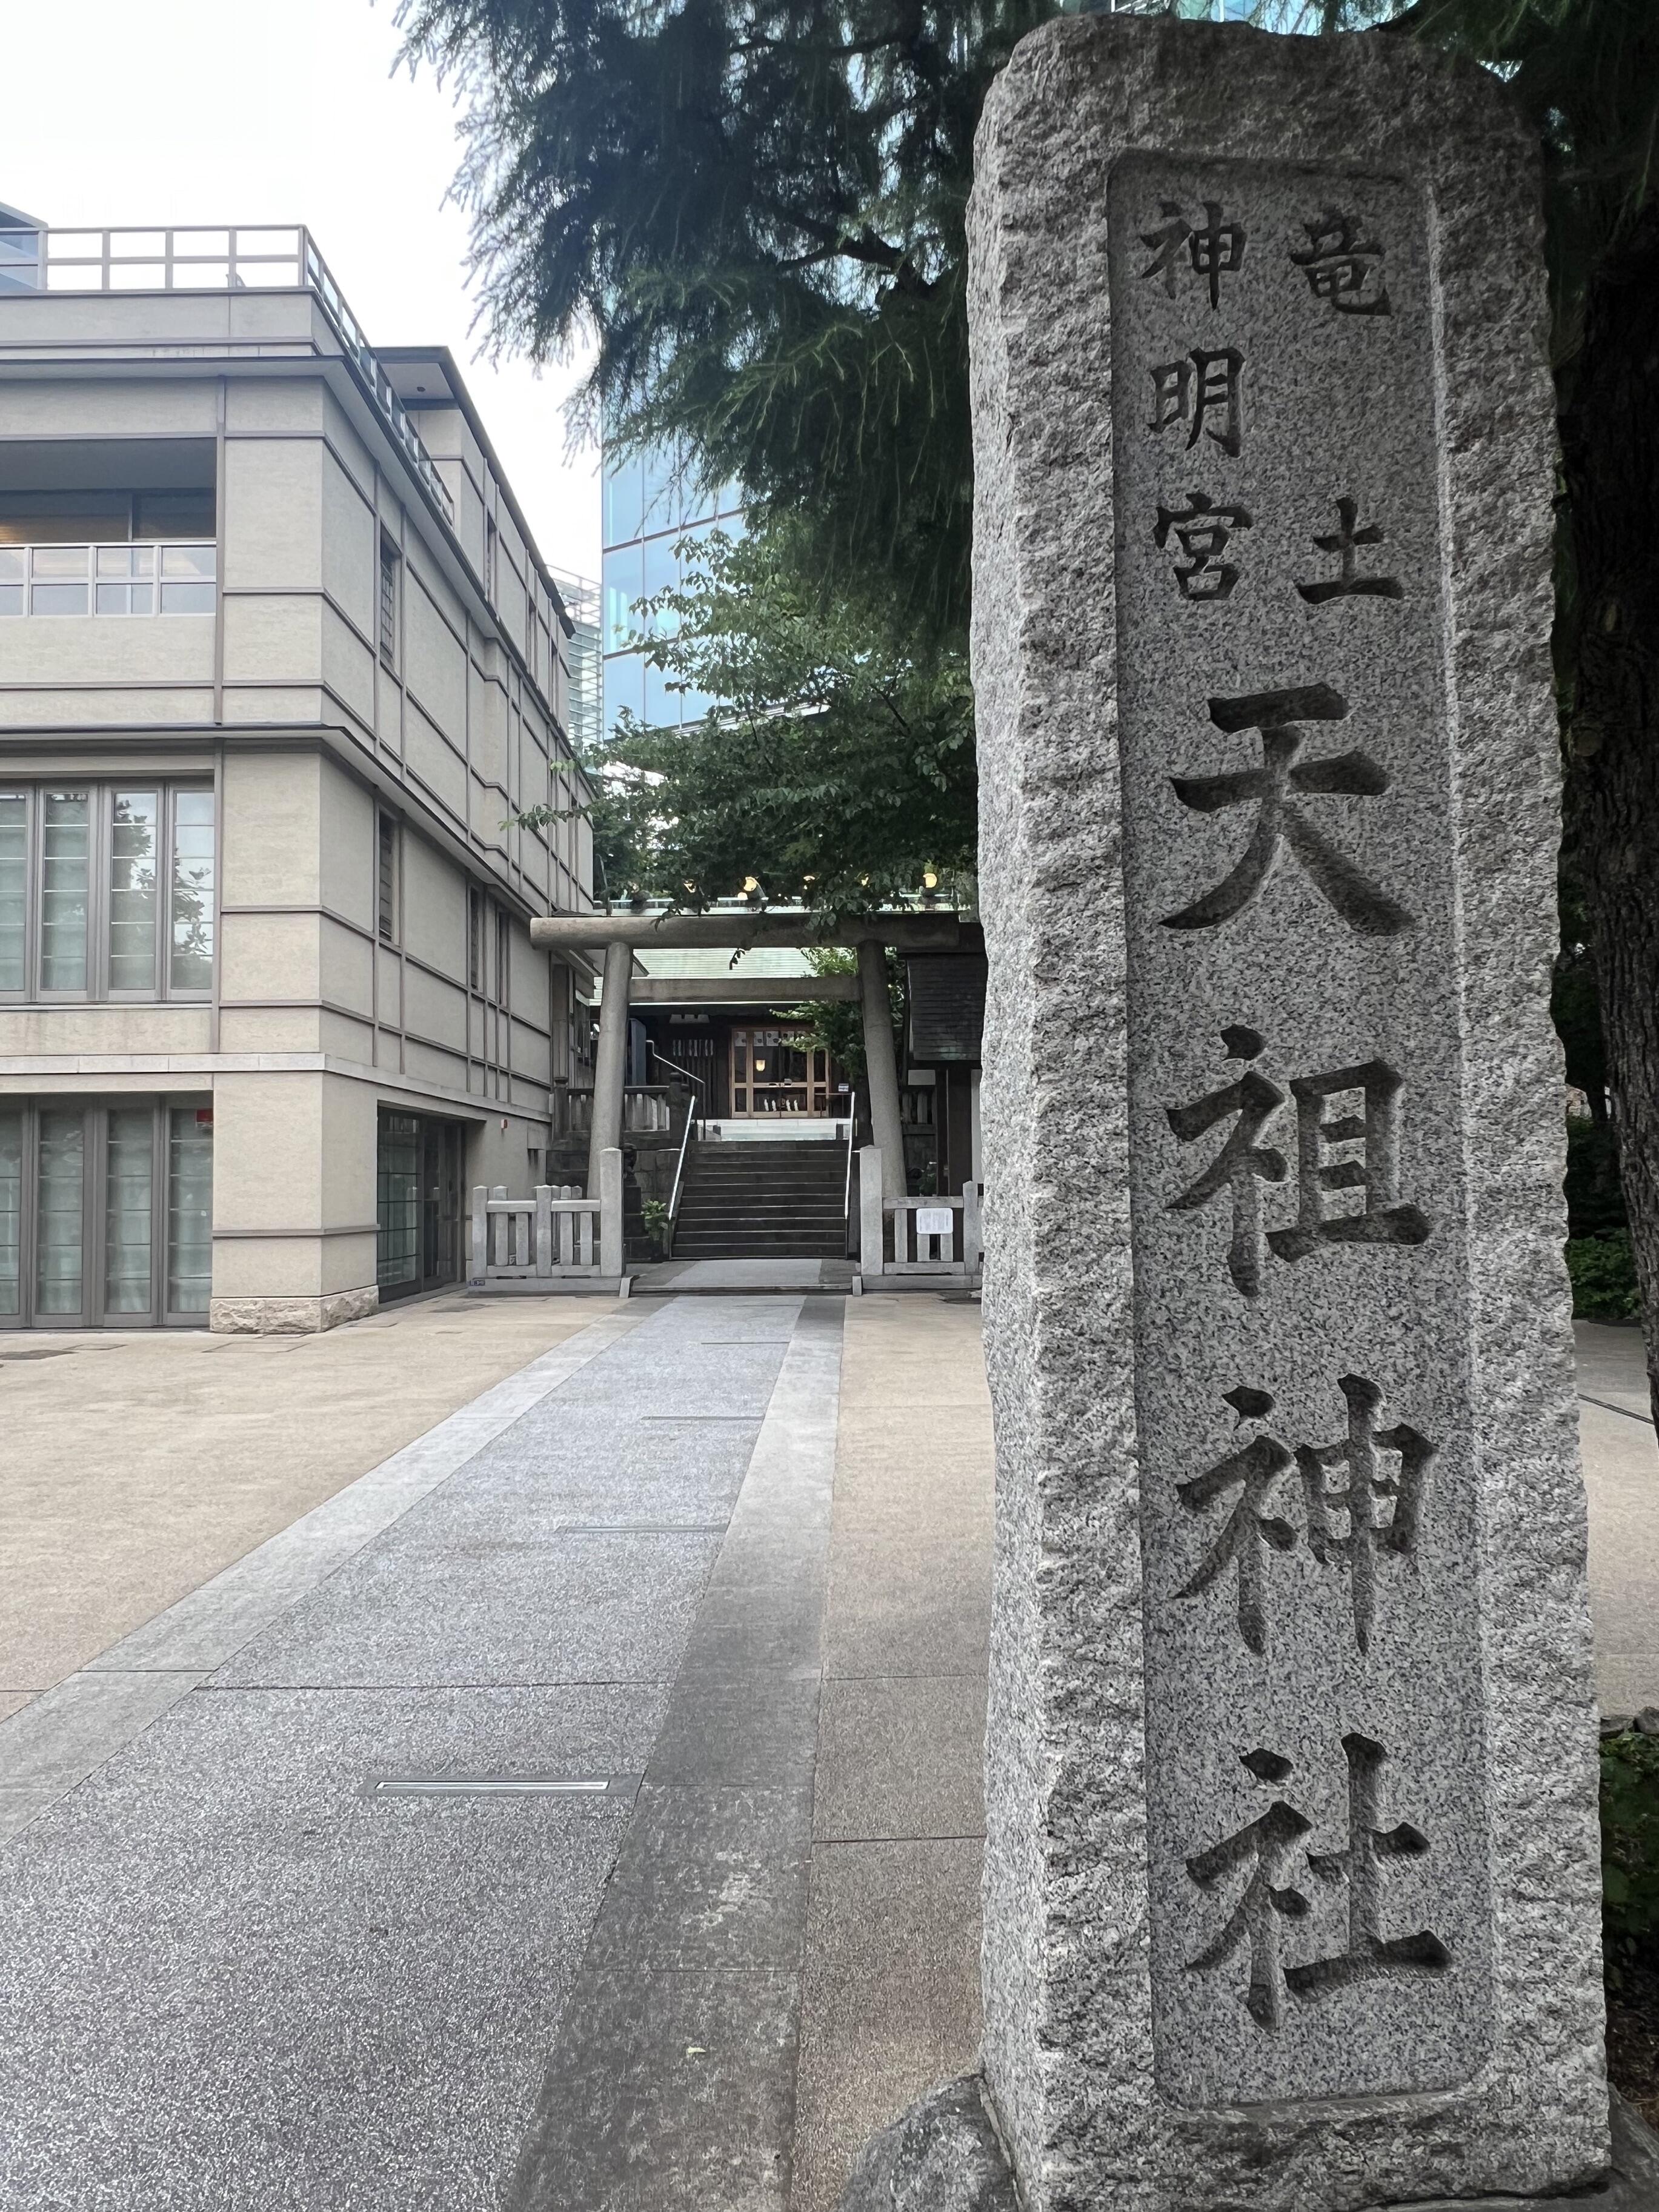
[30,227,455,526]
[0,542,215,619]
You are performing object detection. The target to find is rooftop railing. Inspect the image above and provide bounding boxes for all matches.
[27,227,455,525]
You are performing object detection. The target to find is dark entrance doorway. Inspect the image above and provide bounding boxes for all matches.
[377,1109,462,1301]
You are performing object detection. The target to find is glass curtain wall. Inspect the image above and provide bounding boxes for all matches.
[600,443,743,740]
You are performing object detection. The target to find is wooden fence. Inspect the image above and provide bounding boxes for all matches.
[468,1147,624,1289]
[858,1146,983,1288]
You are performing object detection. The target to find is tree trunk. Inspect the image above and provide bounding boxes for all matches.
[1560,202,1659,1432]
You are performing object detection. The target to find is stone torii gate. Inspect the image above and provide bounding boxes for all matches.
[528,909,963,1198]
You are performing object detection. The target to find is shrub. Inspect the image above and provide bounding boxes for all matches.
[1603,1729,1659,1987]
[1565,1115,1627,1240]
[1567,1232,1641,1321]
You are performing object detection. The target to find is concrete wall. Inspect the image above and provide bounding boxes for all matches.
[0,290,596,1330]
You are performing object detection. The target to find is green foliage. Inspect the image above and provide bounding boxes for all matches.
[640,1195,671,1250]
[787,948,867,1081]
[1566,1230,1641,1321]
[397,0,1410,640]
[1601,1728,1659,1980]
[1566,1229,1641,1320]
[782,945,903,1080]
[1390,0,1659,373]
[1565,1115,1627,1240]
[595,523,976,912]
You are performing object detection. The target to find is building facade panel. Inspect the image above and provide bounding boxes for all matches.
[0,222,596,1329]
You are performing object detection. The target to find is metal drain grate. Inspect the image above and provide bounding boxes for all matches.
[362,1773,642,1801]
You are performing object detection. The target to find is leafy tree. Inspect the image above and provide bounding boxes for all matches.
[578,523,976,910]
[409,0,1659,1422]
[1394,0,1659,1420]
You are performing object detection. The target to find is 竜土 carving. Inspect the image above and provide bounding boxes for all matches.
[1291,208,1390,317]
[1296,497,1402,604]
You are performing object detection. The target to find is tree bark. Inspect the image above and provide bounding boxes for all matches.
[1560,202,1659,1432]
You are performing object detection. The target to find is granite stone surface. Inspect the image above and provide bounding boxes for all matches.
[834,2076,1018,2212]
[967,15,1604,2207]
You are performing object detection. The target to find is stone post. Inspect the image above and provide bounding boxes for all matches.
[960,16,1606,2210]
[588,937,633,1196]
[858,1145,885,1281]
[597,1146,624,1283]
[857,935,905,1198]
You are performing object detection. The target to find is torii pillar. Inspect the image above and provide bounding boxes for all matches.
[587,938,633,1197]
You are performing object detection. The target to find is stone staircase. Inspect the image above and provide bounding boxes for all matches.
[671,1137,849,1259]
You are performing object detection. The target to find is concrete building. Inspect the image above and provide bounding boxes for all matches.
[0,209,596,1332]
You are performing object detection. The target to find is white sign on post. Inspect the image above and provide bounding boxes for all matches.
[915,1207,954,1241]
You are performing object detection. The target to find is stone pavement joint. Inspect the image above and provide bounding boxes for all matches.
[508,1296,845,2212]
[0,1295,802,2210]
[0,1303,651,1839]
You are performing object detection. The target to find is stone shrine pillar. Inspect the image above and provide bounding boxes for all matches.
[858,934,906,1199]
[965,18,1606,2209]
[588,938,633,1197]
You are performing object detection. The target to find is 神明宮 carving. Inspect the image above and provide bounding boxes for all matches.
[1155,492,1254,600]
[1140,198,1248,308]
[1175,1373,1435,1652]
[1186,1738,1450,2030]
[1164,1028,1431,1297]
[1290,208,1391,317]
[1162,684,1413,937]
[1296,497,1403,604]
[1150,350,1244,457]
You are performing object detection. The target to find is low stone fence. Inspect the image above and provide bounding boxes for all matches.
[858,1146,982,1289]
[468,1148,625,1290]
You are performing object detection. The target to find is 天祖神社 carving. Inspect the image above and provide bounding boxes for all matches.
[962,15,1608,2212]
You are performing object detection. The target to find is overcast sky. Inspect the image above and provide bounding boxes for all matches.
[4,0,602,580]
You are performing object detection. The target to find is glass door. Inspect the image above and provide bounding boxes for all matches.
[376,1111,421,1298]
[729,1027,833,1116]
[419,1118,460,1291]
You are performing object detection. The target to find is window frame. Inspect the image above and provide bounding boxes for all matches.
[378,531,400,667]
[0,782,216,1006]
[376,810,400,946]
[0,1095,213,1330]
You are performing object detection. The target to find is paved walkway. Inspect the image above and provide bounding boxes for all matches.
[0,1292,600,1712]
[0,1302,1651,2208]
[0,1292,991,2211]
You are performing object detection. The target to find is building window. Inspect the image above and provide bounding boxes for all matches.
[468,886,484,992]
[170,791,216,992]
[0,783,213,1001]
[0,1100,211,1327]
[378,533,399,665]
[484,514,498,602]
[166,1107,213,1315]
[377,812,399,944]
[0,502,217,620]
[494,906,510,1008]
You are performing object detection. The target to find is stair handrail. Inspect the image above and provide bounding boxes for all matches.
[842,1111,855,1238]
[667,1095,698,1237]
[647,1043,708,1135]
